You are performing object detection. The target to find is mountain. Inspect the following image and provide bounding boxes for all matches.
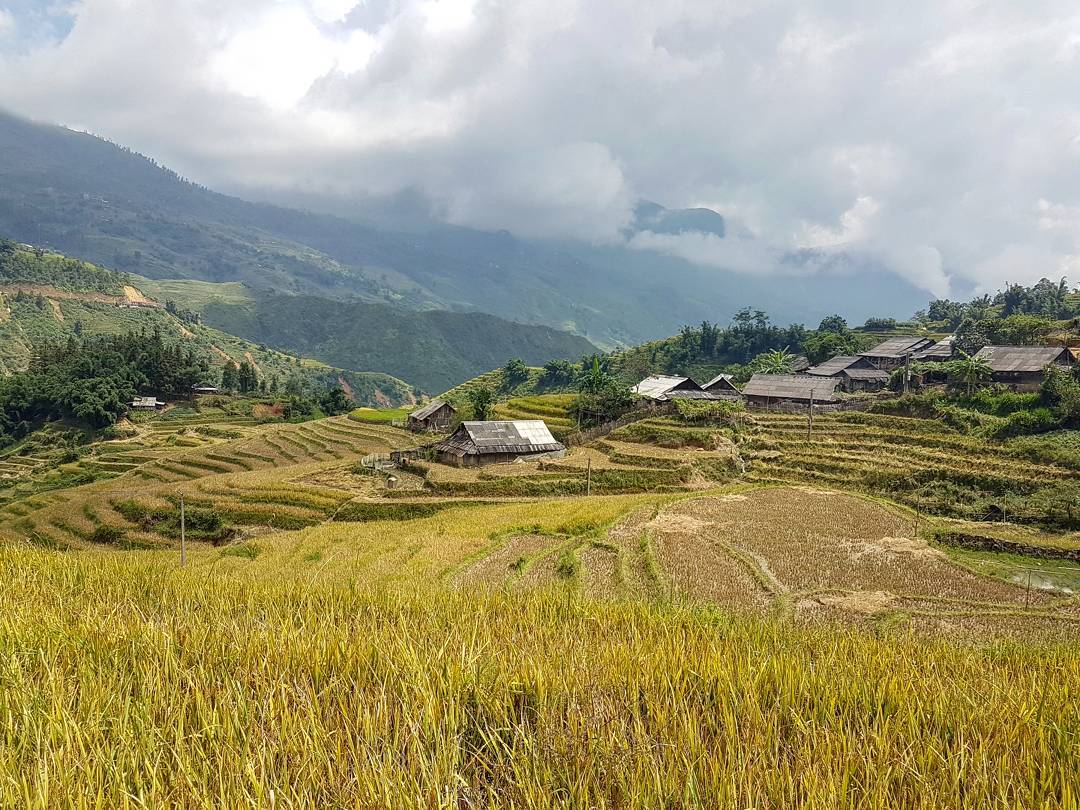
[199,290,596,395]
[0,241,416,406]
[0,111,931,350]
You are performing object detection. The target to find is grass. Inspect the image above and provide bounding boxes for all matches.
[0,544,1075,806]
[349,406,412,424]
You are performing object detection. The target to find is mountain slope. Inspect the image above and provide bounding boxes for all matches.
[0,111,930,346]
[201,291,597,394]
[0,242,416,406]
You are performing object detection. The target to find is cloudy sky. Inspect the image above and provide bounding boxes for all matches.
[1,0,1079,297]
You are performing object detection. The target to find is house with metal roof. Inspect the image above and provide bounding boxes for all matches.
[913,337,954,362]
[130,396,164,410]
[407,399,456,432]
[631,375,708,401]
[702,373,740,395]
[973,346,1072,391]
[742,374,840,407]
[859,336,936,370]
[790,355,811,373]
[431,420,566,467]
[806,355,890,392]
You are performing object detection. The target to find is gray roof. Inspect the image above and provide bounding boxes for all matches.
[914,338,954,361]
[842,368,891,381]
[742,374,840,402]
[409,399,454,421]
[860,336,934,358]
[131,396,161,407]
[631,375,703,400]
[973,345,1071,372]
[791,355,811,372]
[665,389,723,400]
[433,420,564,456]
[807,356,871,376]
[703,373,738,392]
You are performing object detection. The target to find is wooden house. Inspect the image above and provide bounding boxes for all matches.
[913,337,954,362]
[742,374,840,407]
[631,375,713,401]
[432,420,565,467]
[702,373,740,396]
[859,336,936,370]
[972,346,1072,391]
[407,400,456,432]
[130,396,164,410]
[806,356,890,392]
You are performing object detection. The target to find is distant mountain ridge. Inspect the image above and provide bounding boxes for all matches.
[0,110,930,350]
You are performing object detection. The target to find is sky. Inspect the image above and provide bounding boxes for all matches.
[1,0,1080,298]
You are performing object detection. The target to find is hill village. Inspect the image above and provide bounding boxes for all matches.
[378,335,1076,468]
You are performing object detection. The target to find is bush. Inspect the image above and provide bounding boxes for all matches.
[991,408,1060,439]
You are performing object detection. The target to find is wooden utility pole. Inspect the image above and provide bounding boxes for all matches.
[586,457,592,496]
[903,354,912,395]
[180,494,186,567]
[807,390,815,439]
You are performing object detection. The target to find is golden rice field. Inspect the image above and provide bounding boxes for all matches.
[1,401,1080,804]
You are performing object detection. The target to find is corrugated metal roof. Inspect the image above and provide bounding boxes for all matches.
[913,338,954,361]
[131,397,161,407]
[860,336,934,358]
[631,375,699,399]
[703,373,738,392]
[410,399,454,421]
[791,355,811,372]
[973,345,1071,372]
[433,420,565,456]
[806,356,869,376]
[842,368,891,381]
[665,389,723,400]
[742,374,839,402]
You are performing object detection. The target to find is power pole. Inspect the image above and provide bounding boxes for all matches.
[807,390,815,440]
[586,457,592,496]
[180,494,186,567]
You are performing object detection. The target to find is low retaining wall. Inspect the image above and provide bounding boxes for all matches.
[935,531,1080,563]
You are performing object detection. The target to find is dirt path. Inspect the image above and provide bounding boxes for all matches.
[48,299,64,322]
[0,283,162,308]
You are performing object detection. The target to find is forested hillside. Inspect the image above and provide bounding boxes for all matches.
[0,241,415,406]
[202,291,597,393]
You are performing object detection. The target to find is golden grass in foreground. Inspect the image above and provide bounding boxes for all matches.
[0,545,1077,808]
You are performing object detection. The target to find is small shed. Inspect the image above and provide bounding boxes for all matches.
[432,420,566,467]
[790,355,811,373]
[407,399,456,432]
[742,374,840,407]
[973,346,1072,391]
[130,396,164,410]
[631,375,708,401]
[807,356,889,392]
[859,336,936,370]
[192,385,220,395]
[702,373,740,395]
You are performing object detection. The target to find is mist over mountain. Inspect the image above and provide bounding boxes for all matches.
[0,110,929,352]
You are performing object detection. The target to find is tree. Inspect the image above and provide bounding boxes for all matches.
[319,386,351,415]
[539,359,576,388]
[220,362,239,392]
[571,358,633,426]
[467,386,496,420]
[752,347,795,374]
[818,314,848,333]
[502,357,529,389]
[237,360,258,394]
[952,351,993,397]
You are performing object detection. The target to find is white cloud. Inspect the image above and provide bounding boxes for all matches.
[1,0,1080,295]
[0,8,15,37]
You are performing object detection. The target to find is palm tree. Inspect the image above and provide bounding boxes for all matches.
[952,351,992,397]
[752,347,795,375]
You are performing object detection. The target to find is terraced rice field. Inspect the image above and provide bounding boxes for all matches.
[493,394,577,437]
[0,415,423,548]
[456,487,1080,640]
[744,411,1079,527]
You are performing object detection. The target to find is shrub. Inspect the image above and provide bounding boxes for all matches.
[991,408,1060,439]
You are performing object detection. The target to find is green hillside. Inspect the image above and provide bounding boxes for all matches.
[200,290,596,394]
[0,242,415,406]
